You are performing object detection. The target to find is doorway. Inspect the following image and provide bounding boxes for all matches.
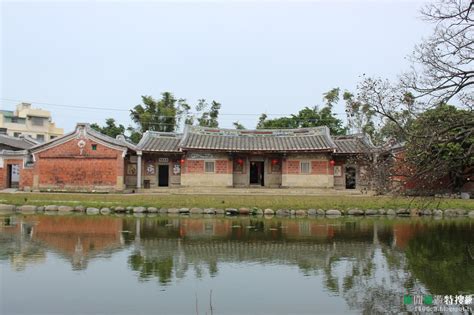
[158,165,169,187]
[7,164,20,188]
[250,161,264,186]
[345,166,356,189]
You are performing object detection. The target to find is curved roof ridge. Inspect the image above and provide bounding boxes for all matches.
[186,124,331,137]
[136,129,182,152]
[145,130,182,137]
[179,124,336,152]
[29,123,136,153]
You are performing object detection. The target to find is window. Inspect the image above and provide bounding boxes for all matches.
[300,161,310,174]
[36,134,45,142]
[50,136,57,140]
[91,144,97,150]
[205,161,215,173]
[25,154,34,167]
[31,117,44,126]
[9,117,25,124]
[13,132,21,138]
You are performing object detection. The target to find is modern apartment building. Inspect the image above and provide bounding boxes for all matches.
[0,102,63,142]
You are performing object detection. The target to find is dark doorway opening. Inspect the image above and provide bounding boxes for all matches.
[7,164,19,188]
[250,161,264,186]
[158,165,169,187]
[345,166,356,189]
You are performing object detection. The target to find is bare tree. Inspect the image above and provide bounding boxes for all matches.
[402,0,474,108]
[345,1,474,195]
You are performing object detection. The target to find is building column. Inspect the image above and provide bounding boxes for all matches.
[137,152,142,189]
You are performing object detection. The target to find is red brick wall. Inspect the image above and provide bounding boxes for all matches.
[33,138,124,190]
[312,160,332,175]
[20,168,34,189]
[38,159,118,187]
[37,138,119,159]
[0,163,5,189]
[185,160,204,174]
[184,159,231,174]
[283,160,332,175]
[215,160,231,174]
[285,160,300,174]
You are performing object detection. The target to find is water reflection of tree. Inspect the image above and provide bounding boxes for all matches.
[128,253,174,285]
[405,222,474,294]
[311,223,428,314]
[63,216,474,312]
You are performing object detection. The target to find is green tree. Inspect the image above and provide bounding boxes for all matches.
[256,113,297,129]
[256,88,348,135]
[196,100,221,127]
[184,99,221,128]
[233,121,246,129]
[405,104,474,191]
[90,118,126,138]
[130,93,187,134]
[127,127,143,144]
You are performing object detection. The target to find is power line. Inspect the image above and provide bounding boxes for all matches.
[1,98,348,117]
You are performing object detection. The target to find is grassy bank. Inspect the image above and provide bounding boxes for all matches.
[0,192,473,210]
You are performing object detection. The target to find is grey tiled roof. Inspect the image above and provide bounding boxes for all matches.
[334,135,375,154]
[137,131,182,152]
[179,125,336,152]
[30,123,136,152]
[85,125,137,150]
[0,134,38,150]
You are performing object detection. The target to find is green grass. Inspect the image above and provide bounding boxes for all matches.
[0,192,473,210]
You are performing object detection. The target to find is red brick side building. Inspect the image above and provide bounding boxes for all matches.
[12,123,136,191]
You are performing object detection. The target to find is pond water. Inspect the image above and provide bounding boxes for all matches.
[0,214,473,314]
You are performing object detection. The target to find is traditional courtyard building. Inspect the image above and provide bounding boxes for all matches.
[135,125,376,190]
[0,123,376,192]
[179,125,337,188]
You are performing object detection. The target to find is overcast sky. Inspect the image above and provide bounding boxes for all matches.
[1,0,432,133]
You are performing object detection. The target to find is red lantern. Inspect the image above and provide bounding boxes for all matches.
[237,158,243,165]
[180,159,185,164]
[272,159,278,165]
[329,160,335,166]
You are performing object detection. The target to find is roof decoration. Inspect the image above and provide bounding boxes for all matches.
[29,123,137,153]
[179,125,337,152]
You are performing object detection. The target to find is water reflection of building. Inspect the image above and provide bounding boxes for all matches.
[0,215,124,270]
[0,216,46,271]
[124,217,393,283]
[2,215,471,314]
[124,217,432,313]
[392,222,424,249]
[31,215,124,269]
